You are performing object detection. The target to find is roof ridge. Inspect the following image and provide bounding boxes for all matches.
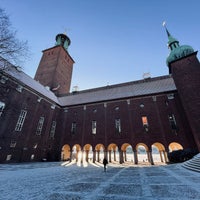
[59,74,172,97]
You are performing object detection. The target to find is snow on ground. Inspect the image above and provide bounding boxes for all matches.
[0,161,200,200]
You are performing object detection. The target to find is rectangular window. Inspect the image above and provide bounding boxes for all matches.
[10,140,17,148]
[92,120,97,134]
[142,116,149,132]
[0,101,5,117]
[71,122,77,134]
[50,121,56,138]
[168,114,177,130]
[36,117,44,135]
[115,119,121,133]
[15,110,27,131]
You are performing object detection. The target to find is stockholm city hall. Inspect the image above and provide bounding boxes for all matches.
[0,25,200,164]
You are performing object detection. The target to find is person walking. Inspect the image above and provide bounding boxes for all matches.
[103,157,108,172]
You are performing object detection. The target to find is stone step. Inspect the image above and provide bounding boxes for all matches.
[182,153,200,173]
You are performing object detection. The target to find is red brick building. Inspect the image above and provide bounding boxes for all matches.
[0,29,199,164]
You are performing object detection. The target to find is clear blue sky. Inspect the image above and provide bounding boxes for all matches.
[1,0,200,91]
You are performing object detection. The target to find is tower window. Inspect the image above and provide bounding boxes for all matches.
[115,119,121,133]
[71,122,77,134]
[36,117,44,135]
[92,120,97,134]
[15,110,27,131]
[50,121,56,138]
[142,116,149,132]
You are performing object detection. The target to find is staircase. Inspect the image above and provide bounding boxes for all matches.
[182,153,200,172]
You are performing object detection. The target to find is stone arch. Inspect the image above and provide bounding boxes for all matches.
[72,144,82,162]
[61,144,71,161]
[152,142,168,163]
[83,144,93,162]
[136,143,149,164]
[121,143,134,163]
[107,143,119,162]
[95,144,105,162]
[169,142,183,152]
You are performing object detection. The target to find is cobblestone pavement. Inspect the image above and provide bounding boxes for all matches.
[0,162,200,200]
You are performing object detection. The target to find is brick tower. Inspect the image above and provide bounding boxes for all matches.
[34,33,74,96]
[165,25,200,151]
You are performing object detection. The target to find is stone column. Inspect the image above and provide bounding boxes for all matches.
[163,151,169,163]
[76,150,79,162]
[85,150,89,162]
[113,150,116,161]
[133,150,138,164]
[70,150,73,162]
[93,150,96,163]
[124,151,127,162]
[108,150,111,162]
[159,151,164,162]
[104,151,107,160]
[147,150,154,165]
[82,150,86,163]
[97,150,100,162]
[119,150,124,164]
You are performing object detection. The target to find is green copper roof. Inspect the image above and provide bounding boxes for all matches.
[165,27,194,66]
[55,33,71,51]
[167,45,194,65]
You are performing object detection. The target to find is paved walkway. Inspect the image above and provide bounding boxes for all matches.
[0,162,200,200]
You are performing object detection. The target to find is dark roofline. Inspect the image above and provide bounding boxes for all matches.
[61,89,177,108]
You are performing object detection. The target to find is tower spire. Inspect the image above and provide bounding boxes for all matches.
[163,21,179,51]
[163,22,194,69]
[163,21,170,37]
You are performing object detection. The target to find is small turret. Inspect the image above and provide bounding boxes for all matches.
[164,23,194,71]
[55,33,71,51]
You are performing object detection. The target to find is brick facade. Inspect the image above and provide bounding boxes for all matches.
[34,45,74,95]
[0,32,199,164]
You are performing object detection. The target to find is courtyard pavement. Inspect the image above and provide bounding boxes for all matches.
[0,161,200,200]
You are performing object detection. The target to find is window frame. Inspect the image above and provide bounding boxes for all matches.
[71,122,77,134]
[50,121,56,138]
[168,114,177,131]
[36,116,45,135]
[92,120,97,134]
[15,110,27,131]
[115,119,121,134]
[142,116,149,132]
